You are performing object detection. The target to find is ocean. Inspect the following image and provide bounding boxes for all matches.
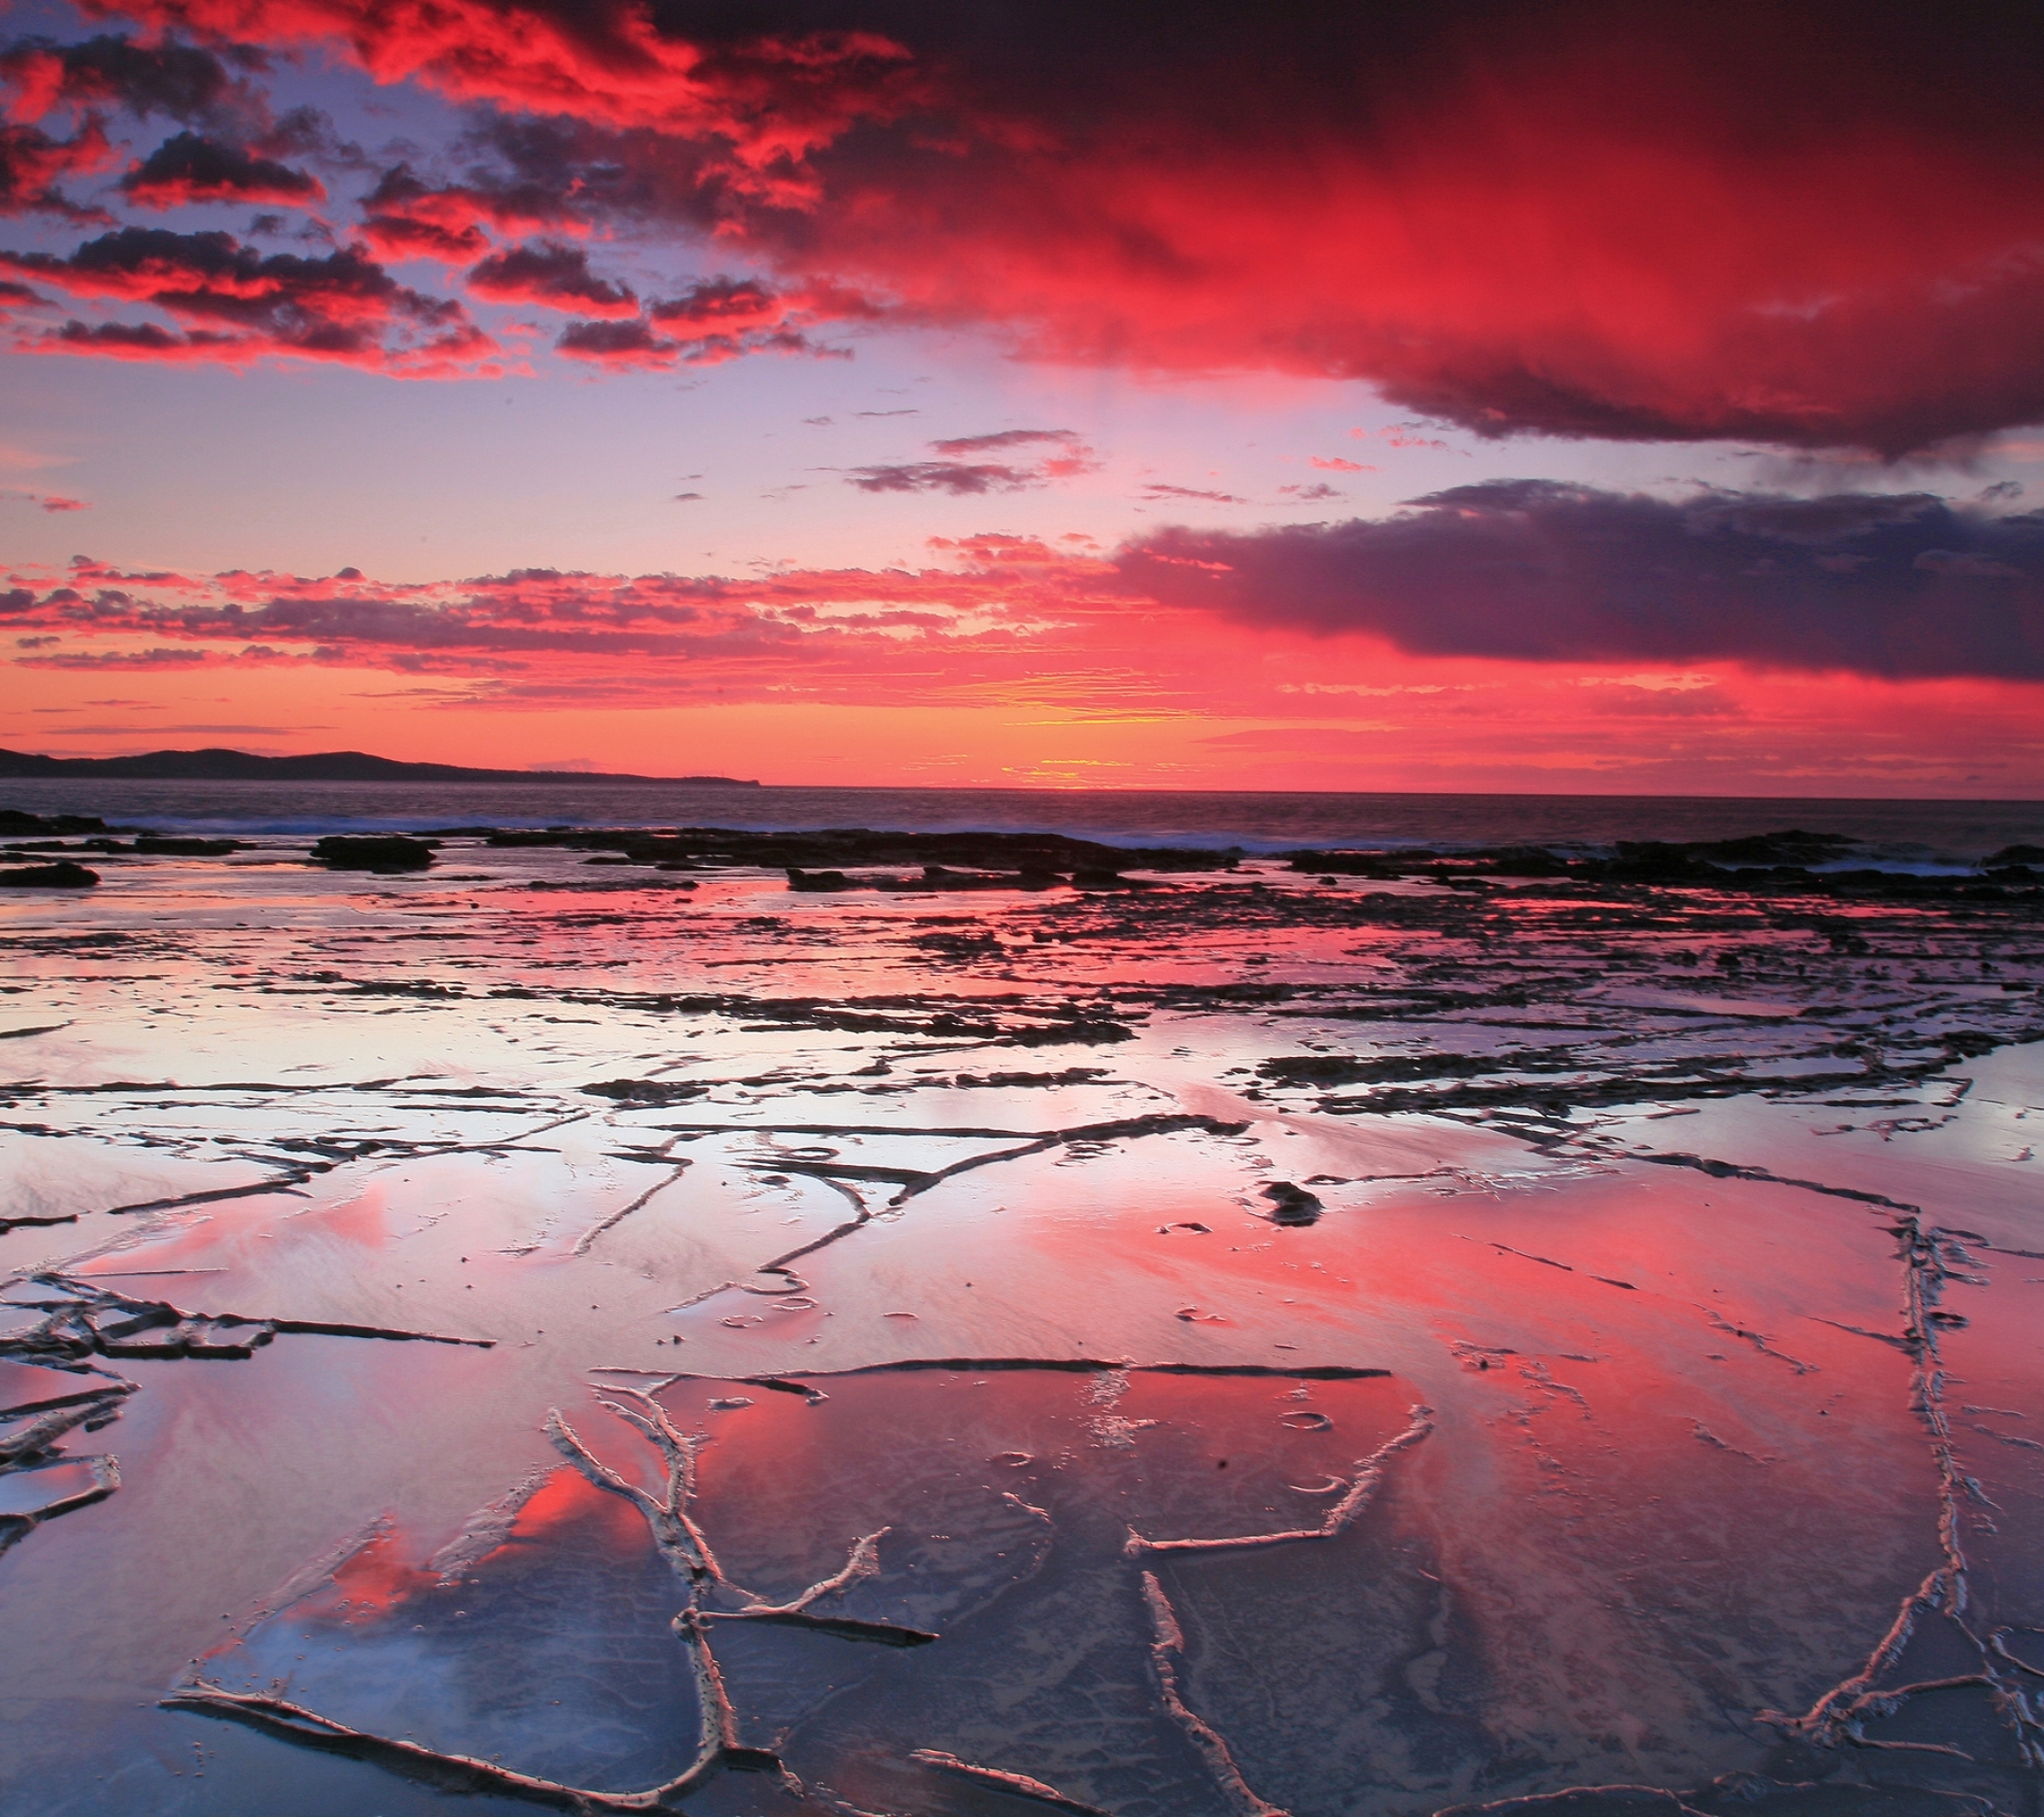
[3,778,2041,863]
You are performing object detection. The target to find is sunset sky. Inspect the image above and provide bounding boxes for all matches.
[2,0,2041,792]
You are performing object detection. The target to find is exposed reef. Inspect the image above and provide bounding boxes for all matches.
[1,819,2039,1815]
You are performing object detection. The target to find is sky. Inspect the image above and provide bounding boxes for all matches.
[1,0,2042,794]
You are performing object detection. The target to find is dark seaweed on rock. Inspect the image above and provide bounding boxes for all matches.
[0,808,108,835]
[310,835,436,873]
[583,1079,711,1104]
[133,836,243,856]
[1006,1018,1137,1047]
[487,824,1236,876]
[1259,1180,1325,1226]
[0,860,98,889]
[1284,827,2044,897]
[785,867,855,891]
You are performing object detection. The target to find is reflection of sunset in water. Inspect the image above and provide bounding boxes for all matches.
[2,833,2038,1812]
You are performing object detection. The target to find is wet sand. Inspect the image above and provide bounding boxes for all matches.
[2,833,2040,1815]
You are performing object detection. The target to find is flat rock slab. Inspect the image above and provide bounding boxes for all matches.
[0,1455,116,1520]
[0,1357,125,1418]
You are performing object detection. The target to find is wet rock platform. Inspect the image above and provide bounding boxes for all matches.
[1,829,2039,1815]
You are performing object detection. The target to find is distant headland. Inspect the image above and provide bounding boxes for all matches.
[0,748,760,785]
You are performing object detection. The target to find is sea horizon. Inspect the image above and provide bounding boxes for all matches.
[6,774,2042,862]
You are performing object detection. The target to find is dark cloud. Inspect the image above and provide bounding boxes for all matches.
[1279,483,1343,501]
[1116,480,2044,679]
[554,314,817,367]
[0,32,256,126]
[555,317,673,363]
[552,318,654,362]
[555,275,853,366]
[120,132,324,207]
[846,460,1033,494]
[647,276,775,326]
[467,239,637,315]
[848,425,1097,494]
[0,119,114,220]
[49,317,218,356]
[73,1,924,168]
[7,226,493,371]
[361,212,487,262]
[356,161,581,264]
[24,644,215,668]
[9,227,428,318]
[1142,484,1246,504]
[253,104,361,164]
[928,428,1076,455]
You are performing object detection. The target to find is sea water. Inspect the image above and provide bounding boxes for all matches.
[4,777,2041,862]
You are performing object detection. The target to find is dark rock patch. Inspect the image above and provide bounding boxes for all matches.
[311,836,435,873]
[1260,1180,1326,1226]
[0,861,98,889]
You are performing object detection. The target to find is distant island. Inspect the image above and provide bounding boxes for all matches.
[0,748,760,785]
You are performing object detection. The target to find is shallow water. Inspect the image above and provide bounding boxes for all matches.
[1,835,2040,1816]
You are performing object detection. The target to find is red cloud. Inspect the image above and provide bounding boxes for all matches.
[4,227,498,374]
[23,2,2044,450]
[647,276,778,326]
[0,32,249,127]
[360,212,487,262]
[0,118,115,218]
[80,0,924,197]
[555,313,823,368]
[6,483,2041,719]
[357,162,582,266]
[0,545,1126,697]
[553,273,867,367]
[119,132,324,207]
[90,0,2044,452]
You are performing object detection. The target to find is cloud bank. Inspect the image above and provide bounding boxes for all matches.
[0,0,2031,447]
[1117,482,2044,679]
[7,482,2039,685]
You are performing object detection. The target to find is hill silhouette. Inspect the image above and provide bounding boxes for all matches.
[0,748,758,785]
